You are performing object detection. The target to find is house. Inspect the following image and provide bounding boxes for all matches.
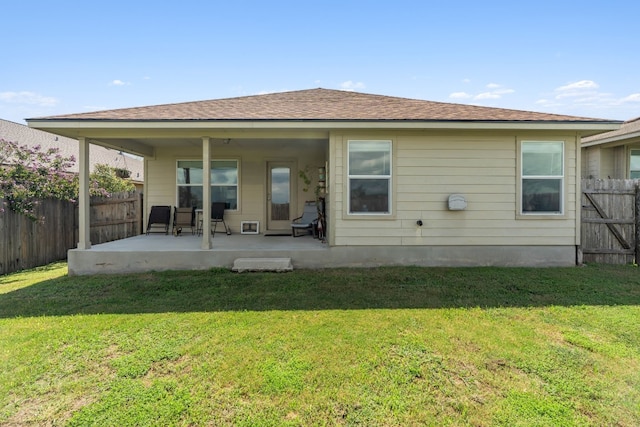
[581,117,640,179]
[0,118,144,189]
[26,88,621,274]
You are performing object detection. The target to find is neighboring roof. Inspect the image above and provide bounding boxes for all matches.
[582,116,640,146]
[0,119,143,182]
[31,88,615,123]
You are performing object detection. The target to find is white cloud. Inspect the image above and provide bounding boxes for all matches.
[530,81,640,119]
[256,89,285,95]
[473,84,515,100]
[0,91,57,106]
[109,79,130,86]
[449,82,515,102]
[554,80,602,100]
[449,92,472,99]
[475,92,501,100]
[535,99,562,107]
[495,88,515,95]
[0,91,59,107]
[621,93,640,103]
[557,80,599,92]
[340,81,365,91]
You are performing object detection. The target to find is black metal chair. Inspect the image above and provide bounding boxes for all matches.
[146,205,171,235]
[173,206,196,235]
[211,202,230,236]
[291,201,318,237]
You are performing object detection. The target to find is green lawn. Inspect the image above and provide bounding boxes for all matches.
[1,263,639,426]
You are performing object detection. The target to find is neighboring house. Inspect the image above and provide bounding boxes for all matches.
[27,88,620,273]
[581,117,640,179]
[0,118,144,188]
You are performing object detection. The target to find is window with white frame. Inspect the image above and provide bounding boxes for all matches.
[521,141,563,214]
[348,140,392,214]
[177,160,238,209]
[630,149,640,179]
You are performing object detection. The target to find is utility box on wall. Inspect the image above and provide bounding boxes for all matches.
[448,194,467,211]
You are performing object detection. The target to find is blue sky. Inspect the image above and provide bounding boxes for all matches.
[2,0,639,124]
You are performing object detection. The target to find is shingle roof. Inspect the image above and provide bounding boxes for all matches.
[0,119,144,181]
[33,88,611,123]
[582,116,640,144]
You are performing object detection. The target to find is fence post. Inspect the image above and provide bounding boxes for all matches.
[137,192,143,235]
[635,183,640,264]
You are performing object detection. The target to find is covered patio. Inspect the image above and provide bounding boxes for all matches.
[68,232,328,275]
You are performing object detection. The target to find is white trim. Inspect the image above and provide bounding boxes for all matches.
[240,221,260,234]
[520,140,565,216]
[176,158,240,211]
[347,140,392,216]
[28,119,621,133]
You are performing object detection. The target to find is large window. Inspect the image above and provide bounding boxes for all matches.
[630,149,640,179]
[348,140,391,214]
[521,141,563,214]
[177,160,238,209]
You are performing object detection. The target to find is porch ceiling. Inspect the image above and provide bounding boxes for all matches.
[97,135,327,148]
[29,127,329,157]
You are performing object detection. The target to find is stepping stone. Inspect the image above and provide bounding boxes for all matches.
[232,257,293,273]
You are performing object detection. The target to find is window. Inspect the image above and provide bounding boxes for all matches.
[348,140,391,214]
[177,160,238,209]
[630,150,640,179]
[521,141,563,214]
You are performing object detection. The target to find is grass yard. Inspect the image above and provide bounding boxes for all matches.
[1,263,639,426]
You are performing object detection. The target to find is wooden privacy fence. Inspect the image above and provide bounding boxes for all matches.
[0,191,142,275]
[0,198,76,275]
[89,192,142,245]
[581,179,639,264]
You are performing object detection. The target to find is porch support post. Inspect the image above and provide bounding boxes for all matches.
[201,137,212,249]
[77,137,91,249]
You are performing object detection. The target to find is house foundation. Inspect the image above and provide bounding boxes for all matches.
[66,235,576,275]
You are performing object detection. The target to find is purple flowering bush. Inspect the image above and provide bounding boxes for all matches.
[0,139,135,221]
[0,139,77,221]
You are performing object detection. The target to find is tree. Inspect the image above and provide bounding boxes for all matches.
[88,164,135,196]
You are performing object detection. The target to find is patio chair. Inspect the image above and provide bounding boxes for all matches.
[211,202,231,236]
[173,206,196,235]
[291,201,318,237]
[146,205,171,235]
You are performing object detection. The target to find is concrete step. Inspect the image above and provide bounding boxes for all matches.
[232,257,293,273]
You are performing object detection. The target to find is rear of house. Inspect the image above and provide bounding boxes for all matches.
[27,89,620,274]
